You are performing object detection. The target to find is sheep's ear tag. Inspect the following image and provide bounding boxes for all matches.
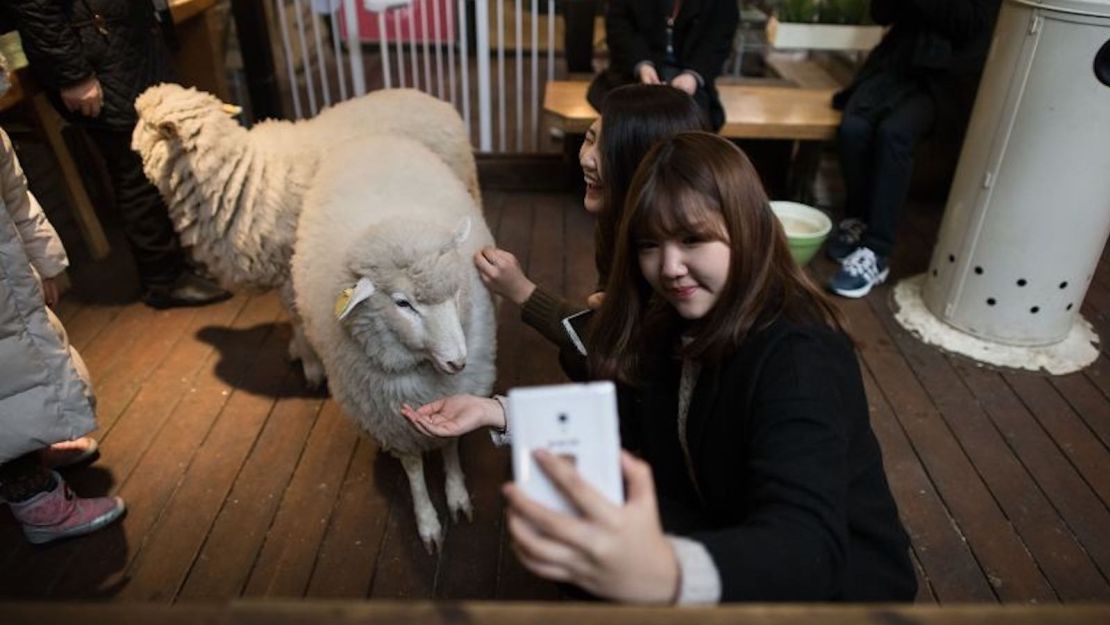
[221,103,243,117]
[335,277,375,320]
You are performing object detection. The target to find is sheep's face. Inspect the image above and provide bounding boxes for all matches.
[339,219,473,374]
[132,83,244,192]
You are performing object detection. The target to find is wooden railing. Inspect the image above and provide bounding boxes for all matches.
[4,601,1110,625]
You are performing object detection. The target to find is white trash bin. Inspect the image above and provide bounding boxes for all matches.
[920,0,1110,348]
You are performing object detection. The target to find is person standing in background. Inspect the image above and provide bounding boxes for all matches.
[5,0,231,308]
[587,0,739,131]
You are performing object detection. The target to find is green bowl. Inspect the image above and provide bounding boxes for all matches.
[770,201,832,266]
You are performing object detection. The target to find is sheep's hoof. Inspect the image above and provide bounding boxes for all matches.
[417,517,445,555]
[448,496,473,524]
[446,480,473,524]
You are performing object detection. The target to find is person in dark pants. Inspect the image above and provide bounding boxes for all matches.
[826,0,1001,299]
[587,0,738,132]
[7,0,230,308]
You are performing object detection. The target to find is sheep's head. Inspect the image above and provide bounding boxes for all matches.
[131,83,245,190]
[337,217,473,375]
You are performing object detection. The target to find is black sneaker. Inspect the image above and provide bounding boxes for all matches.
[826,218,867,262]
[142,271,232,309]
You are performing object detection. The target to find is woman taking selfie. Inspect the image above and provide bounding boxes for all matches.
[406,132,916,603]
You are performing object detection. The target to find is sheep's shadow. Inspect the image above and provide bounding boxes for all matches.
[196,323,328,399]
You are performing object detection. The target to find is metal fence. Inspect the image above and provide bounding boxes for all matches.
[270,0,561,153]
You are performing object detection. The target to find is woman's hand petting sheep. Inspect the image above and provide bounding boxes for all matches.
[504,450,680,604]
[475,247,536,305]
[402,394,506,439]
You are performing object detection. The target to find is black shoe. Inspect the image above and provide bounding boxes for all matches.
[142,271,232,309]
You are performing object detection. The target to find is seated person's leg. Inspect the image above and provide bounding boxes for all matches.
[859,91,936,260]
[830,112,878,261]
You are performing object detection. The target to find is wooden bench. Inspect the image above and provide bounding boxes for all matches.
[543,80,841,141]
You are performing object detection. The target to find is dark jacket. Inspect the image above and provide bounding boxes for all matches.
[591,0,738,130]
[834,0,1001,130]
[619,316,917,601]
[7,0,173,129]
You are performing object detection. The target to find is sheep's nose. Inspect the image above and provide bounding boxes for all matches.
[445,359,466,374]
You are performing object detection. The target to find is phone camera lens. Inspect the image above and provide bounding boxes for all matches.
[558,413,568,423]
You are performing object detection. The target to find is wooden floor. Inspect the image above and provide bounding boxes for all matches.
[2,188,1109,604]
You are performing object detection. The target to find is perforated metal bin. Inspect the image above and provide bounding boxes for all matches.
[923,0,1110,346]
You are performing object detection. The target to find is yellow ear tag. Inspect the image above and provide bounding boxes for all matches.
[334,287,354,319]
[335,277,376,320]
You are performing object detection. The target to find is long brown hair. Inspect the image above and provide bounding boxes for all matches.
[594,85,708,281]
[589,132,846,384]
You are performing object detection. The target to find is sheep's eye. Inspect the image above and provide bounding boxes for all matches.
[394,298,414,310]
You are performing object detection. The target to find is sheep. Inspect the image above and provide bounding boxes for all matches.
[132,84,479,386]
[292,134,496,552]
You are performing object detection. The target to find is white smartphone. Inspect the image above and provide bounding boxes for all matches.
[560,309,593,357]
[508,382,623,515]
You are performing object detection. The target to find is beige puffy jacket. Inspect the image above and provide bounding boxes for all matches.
[0,127,95,464]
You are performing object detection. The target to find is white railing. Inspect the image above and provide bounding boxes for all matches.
[272,0,562,153]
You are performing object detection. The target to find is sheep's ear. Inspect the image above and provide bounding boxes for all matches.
[157,120,179,140]
[221,103,243,117]
[335,277,376,320]
[451,217,472,248]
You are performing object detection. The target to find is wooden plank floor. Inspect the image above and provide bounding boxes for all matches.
[1,189,1108,604]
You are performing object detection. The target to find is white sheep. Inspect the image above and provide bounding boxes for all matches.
[132,84,479,386]
[293,135,496,552]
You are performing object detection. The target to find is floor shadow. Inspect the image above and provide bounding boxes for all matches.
[195,323,328,399]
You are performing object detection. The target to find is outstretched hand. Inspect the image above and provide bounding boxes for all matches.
[474,247,536,305]
[504,450,679,603]
[401,394,505,439]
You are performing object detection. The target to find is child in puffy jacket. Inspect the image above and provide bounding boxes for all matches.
[0,125,125,543]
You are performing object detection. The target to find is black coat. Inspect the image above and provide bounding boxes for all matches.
[619,317,917,601]
[590,0,738,130]
[834,0,1001,130]
[7,0,174,129]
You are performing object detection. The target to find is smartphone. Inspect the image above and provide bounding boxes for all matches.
[508,382,623,515]
[560,308,594,357]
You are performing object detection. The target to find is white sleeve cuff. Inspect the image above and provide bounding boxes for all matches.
[488,395,512,447]
[667,535,721,605]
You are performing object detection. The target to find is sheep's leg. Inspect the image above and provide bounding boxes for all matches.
[441,439,473,523]
[278,281,326,388]
[399,453,444,554]
[291,323,326,389]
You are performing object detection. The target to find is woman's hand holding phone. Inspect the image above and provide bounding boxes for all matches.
[504,450,680,604]
[401,395,505,439]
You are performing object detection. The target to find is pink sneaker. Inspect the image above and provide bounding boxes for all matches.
[8,472,125,544]
[40,436,99,468]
